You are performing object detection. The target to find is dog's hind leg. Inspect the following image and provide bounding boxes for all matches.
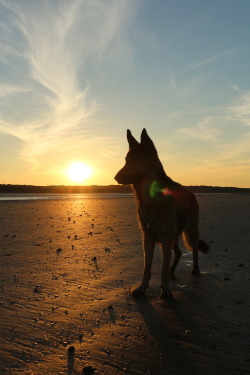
[190,244,200,276]
[161,239,174,299]
[183,214,200,276]
[170,241,182,280]
[132,234,155,296]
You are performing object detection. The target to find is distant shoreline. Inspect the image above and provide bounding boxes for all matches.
[0,184,250,194]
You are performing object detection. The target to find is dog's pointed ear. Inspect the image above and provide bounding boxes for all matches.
[127,129,139,149]
[141,128,157,152]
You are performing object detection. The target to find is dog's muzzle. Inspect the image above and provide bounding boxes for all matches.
[114,168,130,185]
[114,170,123,184]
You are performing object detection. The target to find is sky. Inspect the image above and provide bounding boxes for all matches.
[0,0,250,188]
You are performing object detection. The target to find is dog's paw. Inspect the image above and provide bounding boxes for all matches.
[131,286,146,296]
[192,268,200,276]
[160,290,174,299]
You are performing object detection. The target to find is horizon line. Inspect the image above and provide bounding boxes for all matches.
[0,183,249,190]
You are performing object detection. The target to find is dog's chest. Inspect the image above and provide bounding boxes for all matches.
[138,204,176,239]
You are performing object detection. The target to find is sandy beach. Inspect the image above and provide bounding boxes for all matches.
[0,194,249,375]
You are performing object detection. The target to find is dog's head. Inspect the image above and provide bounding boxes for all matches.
[114,128,158,185]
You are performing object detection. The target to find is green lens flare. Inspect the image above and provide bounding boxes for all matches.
[149,180,162,198]
[149,181,172,198]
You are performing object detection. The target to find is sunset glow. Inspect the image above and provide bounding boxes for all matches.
[0,1,250,187]
[66,162,93,183]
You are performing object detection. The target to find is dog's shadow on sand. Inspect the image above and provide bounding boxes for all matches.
[133,294,199,375]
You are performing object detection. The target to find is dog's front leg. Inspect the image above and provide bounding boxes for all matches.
[161,239,174,299]
[132,234,155,296]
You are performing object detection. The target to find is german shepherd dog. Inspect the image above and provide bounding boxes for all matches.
[115,129,209,298]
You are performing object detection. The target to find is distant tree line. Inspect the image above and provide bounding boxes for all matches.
[0,184,131,194]
[185,185,250,194]
[0,184,249,194]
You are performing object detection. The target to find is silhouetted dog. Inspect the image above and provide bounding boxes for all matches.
[115,129,209,298]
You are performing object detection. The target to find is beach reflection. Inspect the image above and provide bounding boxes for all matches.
[0,194,250,374]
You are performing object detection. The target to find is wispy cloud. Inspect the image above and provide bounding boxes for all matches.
[0,0,137,168]
[230,84,242,93]
[158,127,250,187]
[187,49,241,70]
[168,72,210,107]
[176,117,221,140]
[227,91,250,126]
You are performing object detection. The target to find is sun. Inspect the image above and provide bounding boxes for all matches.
[66,162,92,183]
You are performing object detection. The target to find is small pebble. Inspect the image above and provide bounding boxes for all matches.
[79,334,84,343]
[33,285,43,293]
[82,365,95,374]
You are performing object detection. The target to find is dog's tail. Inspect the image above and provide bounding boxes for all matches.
[182,232,209,253]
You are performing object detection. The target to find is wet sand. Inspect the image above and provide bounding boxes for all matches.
[0,194,249,375]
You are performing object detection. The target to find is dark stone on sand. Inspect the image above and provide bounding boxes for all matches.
[33,285,43,293]
[79,334,84,343]
[82,365,95,374]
